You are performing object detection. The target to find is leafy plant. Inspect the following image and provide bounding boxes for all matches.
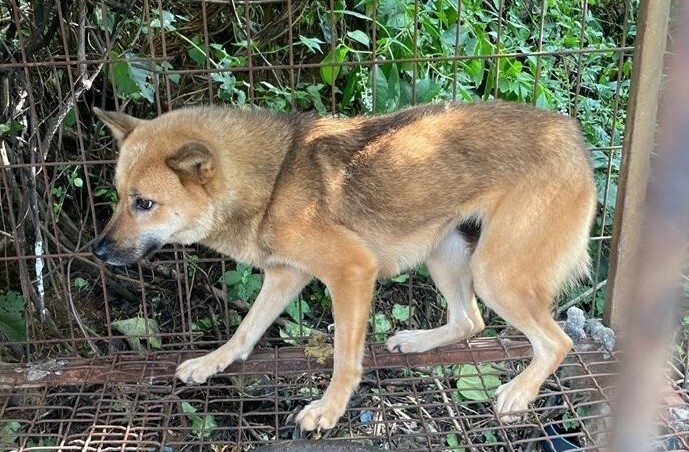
[181,402,217,439]
[0,290,26,342]
[279,298,313,344]
[222,264,262,302]
[453,363,501,401]
[391,303,412,322]
[446,433,465,451]
[50,165,85,216]
[562,407,586,431]
[0,421,21,449]
[111,317,162,351]
[371,312,392,342]
[73,277,88,290]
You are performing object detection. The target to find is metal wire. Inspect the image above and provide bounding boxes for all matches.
[0,0,686,450]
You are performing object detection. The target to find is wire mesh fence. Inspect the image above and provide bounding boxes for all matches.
[1,0,687,450]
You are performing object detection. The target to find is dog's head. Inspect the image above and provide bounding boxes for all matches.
[91,108,218,265]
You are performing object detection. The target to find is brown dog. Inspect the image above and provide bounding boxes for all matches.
[92,101,596,431]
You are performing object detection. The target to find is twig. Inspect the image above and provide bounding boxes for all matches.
[28,116,47,320]
[39,62,104,155]
[557,279,607,315]
[67,258,101,355]
[433,378,464,436]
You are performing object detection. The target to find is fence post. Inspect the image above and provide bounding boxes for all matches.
[604,0,671,330]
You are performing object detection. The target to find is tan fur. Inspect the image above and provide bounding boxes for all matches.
[92,101,596,430]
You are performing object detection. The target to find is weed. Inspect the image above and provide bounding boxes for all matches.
[0,290,26,343]
[181,402,217,439]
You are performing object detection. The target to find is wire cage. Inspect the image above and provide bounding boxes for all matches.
[1,0,687,450]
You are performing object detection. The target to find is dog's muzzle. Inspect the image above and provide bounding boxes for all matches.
[91,235,114,262]
[91,234,162,265]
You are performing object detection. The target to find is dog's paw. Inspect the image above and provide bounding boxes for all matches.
[494,379,538,422]
[175,352,229,384]
[386,329,433,354]
[295,399,343,432]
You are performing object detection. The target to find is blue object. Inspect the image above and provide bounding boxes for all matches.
[359,410,374,424]
[541,424,581,452]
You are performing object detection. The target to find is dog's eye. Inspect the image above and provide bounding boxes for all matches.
[134,198,154,211]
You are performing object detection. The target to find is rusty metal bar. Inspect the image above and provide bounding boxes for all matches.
[0,338,532,388]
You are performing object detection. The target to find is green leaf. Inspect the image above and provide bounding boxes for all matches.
[346,30,370,47]
[0,290,26,342]
[285,298,311,323]
[391,273,409,283]
[149,10,177,31]
[331,10,372,21]
[63,108,76,128]
[192,317,215,331]
[222,270,242,286]
[126,60,155,103]
[483,430,498,443]
[391,304,411,322]
[1,421,22,448]
[464,59,485,87]
[372,313,392,335]
[320,46,349,86]
[305,84,327,113]
[387,12,411,30]
[108,52,155,103]
[109,57,139,98]
[374,67,388,113]
[415,264,429,277]
[386,63,401,110]
[279,319,312,345]
[416,78,442,103]
[181,401,196,415]
[187,37,207,66]
[440,24,466,50]
[446,433,464,450]
[181,402,216,439]
[299,35,325,54]
[111,317,161,351]
[454,363,501,401]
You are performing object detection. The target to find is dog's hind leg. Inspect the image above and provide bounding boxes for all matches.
[175,265,311,384]
[386,230,484,354]
[470,180,593,422]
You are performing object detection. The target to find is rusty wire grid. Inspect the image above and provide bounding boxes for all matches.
[1,0,688,450]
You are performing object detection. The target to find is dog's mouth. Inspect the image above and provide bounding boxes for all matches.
[141,241,163,260]
[92,236,163,266]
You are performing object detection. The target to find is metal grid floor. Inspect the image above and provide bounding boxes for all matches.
[2,336,688,451]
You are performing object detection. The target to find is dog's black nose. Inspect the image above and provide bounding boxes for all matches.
[91,235,111,261]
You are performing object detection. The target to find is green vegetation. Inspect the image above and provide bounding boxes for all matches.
[95,0,634,319]
[0,290,26,343]
[181,401,217,439]
[111,317,162,351]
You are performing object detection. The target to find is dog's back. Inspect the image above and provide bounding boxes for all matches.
[281,101,595,281]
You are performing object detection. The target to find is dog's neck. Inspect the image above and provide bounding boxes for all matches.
[196,109,304,266]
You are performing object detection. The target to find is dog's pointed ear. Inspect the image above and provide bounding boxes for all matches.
[94,107,144,143]
[166,142,215,185]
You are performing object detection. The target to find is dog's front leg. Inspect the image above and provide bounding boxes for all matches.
[176,265,311,384]
[295,264,376,431]
[295,258,377,431]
